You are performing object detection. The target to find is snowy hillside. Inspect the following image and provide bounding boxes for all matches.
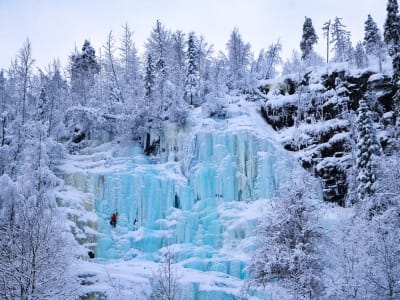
[2,3,400,299]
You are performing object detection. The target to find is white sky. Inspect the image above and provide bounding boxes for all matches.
[0,0,387,70]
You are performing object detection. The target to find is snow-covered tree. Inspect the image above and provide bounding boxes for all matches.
[144,53,156,103]
[184,32,199,105]
[363,151,400,217]
[282,50,303,76]
[146,20,170,104]
[248,175,325,299]
[0,70,6,113]
[361,152,400,298]
[170,30,186,101]
[322,20,331,63]
[356,99,381,200]
[300,17,318,60]
[0,184,76,300]
[354,41,368,69]
[255,41,282,80]
[325,217,369,299]
[226,28,251,89]
[119,23,142,106]
[195,35,213,99]
[363,213,400,299]
[384,0,400,85]
[364,14,385,72]
[15,39,35,125]
[384,0,400,134]
[44,61,69,139]
[384,0,400,60]
[150,248,180,300]
[70,40,100,105]
[331,17,353,63]
[0,115,75,299]
[204,54,228,98]
[103,31,124,105]
[329,152,400,299]
[0,70,7,151]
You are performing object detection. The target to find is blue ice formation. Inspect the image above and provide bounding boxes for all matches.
[92,120,293,274]
[61,111,297,297]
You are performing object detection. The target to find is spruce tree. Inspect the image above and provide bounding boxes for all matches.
[184,33,199,105]
[384,0,400,134]
[70,40,100,105]
[36,88,47,123]
[144,53,156,102]
[384,0,400,79]
[356,99,381,200]
[364,14,385,72]
[384,0,400,58]
[300,17,318,60]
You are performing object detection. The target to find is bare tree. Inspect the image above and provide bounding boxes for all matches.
[150,247,181,300]
[16,39,34,125]
[104,31,124,104]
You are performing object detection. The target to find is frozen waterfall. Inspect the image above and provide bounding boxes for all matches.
[59,102,299,298]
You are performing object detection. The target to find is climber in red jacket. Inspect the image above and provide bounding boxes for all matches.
[110,212,118,228]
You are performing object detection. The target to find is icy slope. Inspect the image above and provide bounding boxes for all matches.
[58,98,301,299]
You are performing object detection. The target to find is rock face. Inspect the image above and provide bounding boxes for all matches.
[259,69,397,206]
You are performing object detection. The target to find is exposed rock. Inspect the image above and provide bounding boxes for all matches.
[316,159,347,207]
[258,69,397,206]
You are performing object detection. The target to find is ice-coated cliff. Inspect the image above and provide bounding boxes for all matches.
[58,99,301,299]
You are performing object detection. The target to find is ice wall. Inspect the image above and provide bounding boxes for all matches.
[60,103,298,298]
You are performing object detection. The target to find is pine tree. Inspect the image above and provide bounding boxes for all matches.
[356,99,381,200]
[331,17,352,63]
[322,20,331,63]
[364,14,385,72]
[184,32,199,105]
[300,17,318,60]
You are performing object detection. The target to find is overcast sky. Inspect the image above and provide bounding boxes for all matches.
[0,0,387,69]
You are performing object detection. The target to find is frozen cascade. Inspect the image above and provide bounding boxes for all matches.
[59,102,299,298]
